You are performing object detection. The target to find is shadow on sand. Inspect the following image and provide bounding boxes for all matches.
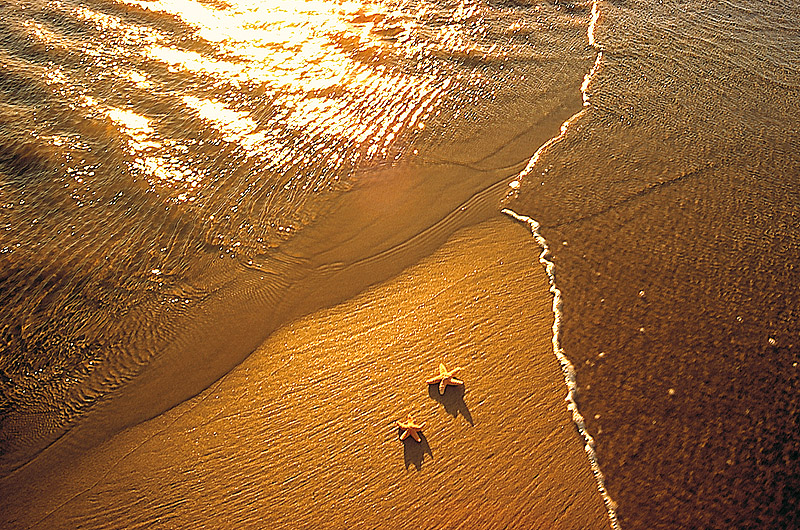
[427,384,473,425]
[401,431,433,471]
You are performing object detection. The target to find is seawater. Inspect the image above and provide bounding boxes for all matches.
[506,0,800,528]
[0,0,592,475]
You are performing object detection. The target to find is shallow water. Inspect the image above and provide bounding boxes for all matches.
[0,0,591,474]
[507,0,800,528]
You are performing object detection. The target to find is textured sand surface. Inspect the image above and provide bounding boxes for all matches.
[1,217,609,529]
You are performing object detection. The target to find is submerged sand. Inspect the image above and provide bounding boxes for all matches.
[1,217,609,529]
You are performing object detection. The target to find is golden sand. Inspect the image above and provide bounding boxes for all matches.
[3,217,608,529]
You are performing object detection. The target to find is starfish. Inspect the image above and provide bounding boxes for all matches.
[396,414,426,442]
[426,362,464,395]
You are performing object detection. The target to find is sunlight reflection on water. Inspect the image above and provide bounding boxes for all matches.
[70,0,449,197]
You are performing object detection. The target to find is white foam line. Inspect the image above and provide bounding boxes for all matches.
[582,0,604,107]
[501,208,621,530]
[588,0,601,47]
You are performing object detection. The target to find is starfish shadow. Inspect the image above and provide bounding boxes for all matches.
[401,431,433,471]
[427,384,474,425]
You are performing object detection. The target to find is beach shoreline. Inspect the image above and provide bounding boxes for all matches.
[1,216,611,529]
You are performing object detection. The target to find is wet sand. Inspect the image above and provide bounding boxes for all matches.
[0,217,610,529]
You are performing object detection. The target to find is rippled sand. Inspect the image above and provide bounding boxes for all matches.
[0,218,609,529]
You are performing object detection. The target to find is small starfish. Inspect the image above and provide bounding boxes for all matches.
[396,414,426,442]
[426,362,464,395]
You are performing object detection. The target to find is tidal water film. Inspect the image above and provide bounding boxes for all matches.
[1,0,798,529]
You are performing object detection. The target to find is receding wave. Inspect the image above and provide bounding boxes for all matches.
[0,0,593,475]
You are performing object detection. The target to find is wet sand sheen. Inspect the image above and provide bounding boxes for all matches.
[2,217,609,529]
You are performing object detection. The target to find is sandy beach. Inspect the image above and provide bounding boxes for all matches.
[3,0,798,527]
[1,217,610,529]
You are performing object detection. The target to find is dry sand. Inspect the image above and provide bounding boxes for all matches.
[2,217,609,529]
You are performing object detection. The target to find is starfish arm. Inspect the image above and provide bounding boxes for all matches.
[410,430,421,442]
[400,430,409,441]
[450,367,462,377]
[439,363,447,375]
[426,375,443,384]
[451,377,464,386]
[439,379,447,394]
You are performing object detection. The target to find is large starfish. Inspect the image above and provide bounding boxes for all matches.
[396,414,426,442]
[426,362,464,395]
